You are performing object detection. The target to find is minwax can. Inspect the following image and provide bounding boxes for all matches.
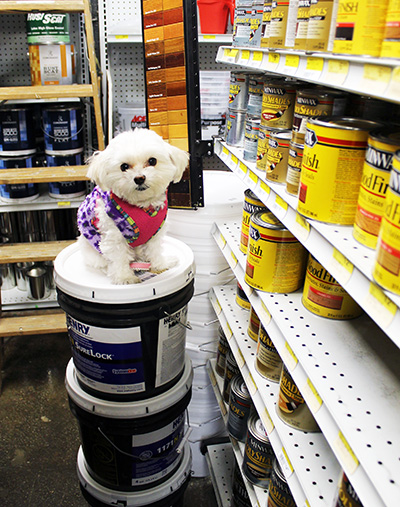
[247,305,260,342]
[242,414,274,487]
[256,125,276,171]
[232,461,252,507]
[305,0,339,52]
[373,152,400,295]
[381,0,400,58]
[302,254,363,319]
[277,364,320,432]
[353,127,400,249]
[249,1,264,47]
[223,350,241,403]
[247,75,265,116]
[228,375,253,441]
[233,6,253,47]
[255,323,282,382]
[292,88,348,145]
[229,72,249,111]
[286,141,303,196]
[261,80,298,129]
[244,117,261,162]
[236,281,251,310]
[266,129,292,184]
[267,459,296,507]
[333,0,389,56]
[260,0,273,47]
[240,189,268,253]
[298,117,381,225]
[294,0,311,50]
[333,471,363,507]
[268,0,299,48]
[216,326,229,378]
[245,211,307,293]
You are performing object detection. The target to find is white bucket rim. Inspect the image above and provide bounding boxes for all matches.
[77,443,192,506]
[54,236,195,304]
[65,356,193,419]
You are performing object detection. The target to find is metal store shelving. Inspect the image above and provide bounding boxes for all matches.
[204,441,234,507]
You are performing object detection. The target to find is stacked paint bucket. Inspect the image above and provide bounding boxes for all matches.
[54,237,196,506]
[167,170,247,476]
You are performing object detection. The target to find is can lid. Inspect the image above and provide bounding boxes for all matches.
[308,116,382,132]
[297,87,347,99]
[249,413,270,443]
[54,236,195,304]
[369,126,400,146]
[251,210,284,229]
[65,355,193,419]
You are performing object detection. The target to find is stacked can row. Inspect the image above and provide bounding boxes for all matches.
[0,261,54,300]
[0,103,86,201]
[233,0,400,58]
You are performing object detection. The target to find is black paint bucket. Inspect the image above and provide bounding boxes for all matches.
[42,104,84,153]
[0,106,36,155]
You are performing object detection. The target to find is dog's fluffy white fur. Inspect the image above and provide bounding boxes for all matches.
[77,129,189,284]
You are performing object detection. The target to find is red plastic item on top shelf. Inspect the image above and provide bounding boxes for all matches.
[197,0,235,34]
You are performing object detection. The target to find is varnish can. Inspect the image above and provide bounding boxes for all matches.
[229,72,249,111]
[373,152,400,295]
[268,0,299,48]
[298,117,381,225]
[247,305,260,342]
[233,6,253,47]
[255,323,282,382]
[249,2,264,47]
[223,350,241,403]
[245,211,307,293]
[236,281,251,310]
[277,364,320,432]
[286,141,303,196]
[266,129,292,184]
[240,189,267,253]
[333,0,389,56]
[292,87,347,145]
[29,43,75,86]
[333,471,363,507]
[381,0,400,58]
[247,75,265,116]
[227,375,253,441]
[302,254,363,319]
[242,413,274,487]
[260,0,273,47]
[353,127,400,249]
[294,0,311,50]
[256,124,276,171]
[226,109,247,148]
[216,326,229,378]
[267,459,296,507]
[232,461,252,507]
[305,0,339,52]
[244,117,261,162]
[261,80,297,129]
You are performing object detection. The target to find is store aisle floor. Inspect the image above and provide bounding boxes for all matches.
[0,332,218,507]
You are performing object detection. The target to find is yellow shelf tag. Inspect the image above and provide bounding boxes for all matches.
[285,54,299,68]
[115,35,129,40]
[292,212,310,242]
[249,170,258,184]
[260,300,272,324]
[231,154,238,166]
[239,161,247,176]
[260,180,270,197]
[203,35,216,40]
[216,232,226,250]
[281,341,298,371]
[334,432,359,475]
[241,50,250,61]
[306,57,324,71]
[237,348,245,368]
[224,48,239,58]
[302,378,323,413]
[225,321,233,339]
[268,52,280,64]
[253,51,263,62]
[328,248,354,285]
[209,366,217,387]
[363,64,391,83]
[325,59,349,85]
[261,407,274,434]
[57,201,71,207]
[228,250,238,269]
[246,372,257,395]
[363,282,397,328]
[277,447,294,477]
[275,195,288,211]
[213,296,222,315]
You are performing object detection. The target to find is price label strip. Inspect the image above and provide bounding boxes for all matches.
[261,407,275,434]
[281,341,298,371]
[324,59,349,86]
[363,282,397,328]
[259,180,271,201]
[215,232,227,250]
[277,447,294,477]
[361,64,392,95]
[259,300,272,325]
[239,49,251,65]
[269,194,288,218]
[328,248,354,285]
[266,52,280,71]
[292,212,311,242]
[237,348,245,368]
[228,250,238,269]
[304,57,324,80]
[239,161,248,178]
[284,54,299,76]
[58,201,71,207]
[387,66,400,100]
[246,372,258,396]
[252,50,264,68]
[223,48,239,63]
[334,431,359,475]
[302,378,323,414]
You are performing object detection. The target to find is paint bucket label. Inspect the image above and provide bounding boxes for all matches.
[29,44,75,86]
[233,7,253,47]
[269,0,299,48]
[229,73,249,111]
[66,307,188,396]
[240,189,267,253]
[333,0,389,56]
[373,156,400,294]
[302,254,363,319]
[244,118,261,162]
[266,130,292,184]
[277,364,320,431]
[381,0,400,58]
[0,107,36,155]
[286,142,303,196]
[294,0,311,49]
[261,81,297,129]
[353,129,400,249]
[247,306,260,342]
[298,117,381,225]
[292,88,347,145]
[242,415,274,487]
[26,13,70,44]
[245,211,307,293]
[260,0,273,47]
[42,105,84,153]
[249,3,264,47]
[255,323,282,382]
[305,0,339,52]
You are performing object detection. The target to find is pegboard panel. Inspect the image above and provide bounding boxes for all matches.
[199,43,234,72]
[105,0,141,27]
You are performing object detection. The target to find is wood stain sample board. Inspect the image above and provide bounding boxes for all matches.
[142,0,204,208]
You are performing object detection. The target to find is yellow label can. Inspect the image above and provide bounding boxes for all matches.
[353,128,400,249]
[286,141,304,196]
[302,254,363,319]
[245,211,307,293]
[305,0,339,52]
[266,129,292,184]
[260,0,273,47]
[373,154,400,295]
[261,79,298,129]
[248,306,260,342]
[256,323,282,381]
[240,189,268,253]
[381,0,400,57]
[269,0,299,48]
[294,0,311,50]
[298,117,381,225]
[256,125,278,171]
[333,0,389,56]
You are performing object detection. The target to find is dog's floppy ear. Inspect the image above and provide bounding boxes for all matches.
[85,150,105,186]
[168,144,190,183]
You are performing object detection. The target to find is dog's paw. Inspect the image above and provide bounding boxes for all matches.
[150,255,178,273]
[108,267,140,285]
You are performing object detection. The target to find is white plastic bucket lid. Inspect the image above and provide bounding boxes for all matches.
[54,236,195,304]
[77,443,192,506]
[65,355,193,419]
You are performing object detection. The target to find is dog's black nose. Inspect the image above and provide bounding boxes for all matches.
[134,176,146,185]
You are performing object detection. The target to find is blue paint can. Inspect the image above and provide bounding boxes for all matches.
[0,154,39,201]
[0,106,36,155]
[46,150,86,198]
[42,104,84,153]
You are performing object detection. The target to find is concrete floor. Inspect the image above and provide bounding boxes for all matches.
[0,332,219,507]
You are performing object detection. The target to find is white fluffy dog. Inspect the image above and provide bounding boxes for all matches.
[77,129,189,284]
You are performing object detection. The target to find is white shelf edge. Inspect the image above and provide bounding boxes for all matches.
[214,139,400,347]
[0,192,84,212]
[216,46,400,103]
[106,34,232,44]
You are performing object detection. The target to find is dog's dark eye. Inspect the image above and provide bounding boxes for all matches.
[148,157,157,166]
[120,163,129,172]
